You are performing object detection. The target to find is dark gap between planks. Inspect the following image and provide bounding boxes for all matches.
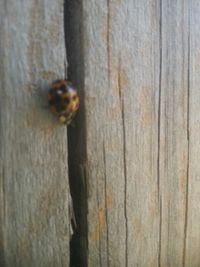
[64,1,88,266]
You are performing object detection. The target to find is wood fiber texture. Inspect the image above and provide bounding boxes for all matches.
[71,0,198,266]
[0,0,70,266]
[1,0,200,266]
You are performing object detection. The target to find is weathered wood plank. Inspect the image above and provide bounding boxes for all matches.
[82,1,127,265]
[66,0,200,266]
[81,0,160,266]
[0,1,70,266]
[159,0,189,266]
[185,1,200,266]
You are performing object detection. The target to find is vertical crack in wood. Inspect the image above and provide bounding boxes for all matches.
[122,92,128,267]
[158,0,162,266]
[95,164,103,267]
[183,4,190,266]
[0,166,5,267]
[96,178,102,267]
[65,0,88,266]
[158,197,162,267]
[1,166,6,225]
[107,0,111,81]
[0,19,8,264]
[167,202,170,267]
[118,56,122,111]
[118,60,128,267]
[103,141,110,267]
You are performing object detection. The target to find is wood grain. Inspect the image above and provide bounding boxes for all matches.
[81,0,160,266]
[159,1,189,266]
[1,0,200,266]
[0,1,70,266]
[77,0,192,266]
[185,1,200,266]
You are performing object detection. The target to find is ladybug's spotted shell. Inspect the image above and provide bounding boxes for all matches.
[48,79,79,124]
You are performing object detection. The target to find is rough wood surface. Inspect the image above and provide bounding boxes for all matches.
[82,0,160,266]
[185,1,200,266]
[0,1,70,266]
[1,0,200,266]
[76,0,195,266]
[159,1,189,266]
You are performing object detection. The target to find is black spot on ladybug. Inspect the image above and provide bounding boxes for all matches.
[65,97,70,104]
[60,85,66,92]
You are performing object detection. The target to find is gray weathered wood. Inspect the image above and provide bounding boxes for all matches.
[159,1,189,266]
[74,0,194,266]
[0,1,70,266]
[185,1,200,266]
[82,0,160,266]
[2,0,200,265]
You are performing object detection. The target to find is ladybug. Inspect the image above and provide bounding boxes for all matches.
[48,79,79,124]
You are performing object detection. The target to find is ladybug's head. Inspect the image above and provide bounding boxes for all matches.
[65,82,80,113]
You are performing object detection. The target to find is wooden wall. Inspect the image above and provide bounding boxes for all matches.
[1,0,200,267]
